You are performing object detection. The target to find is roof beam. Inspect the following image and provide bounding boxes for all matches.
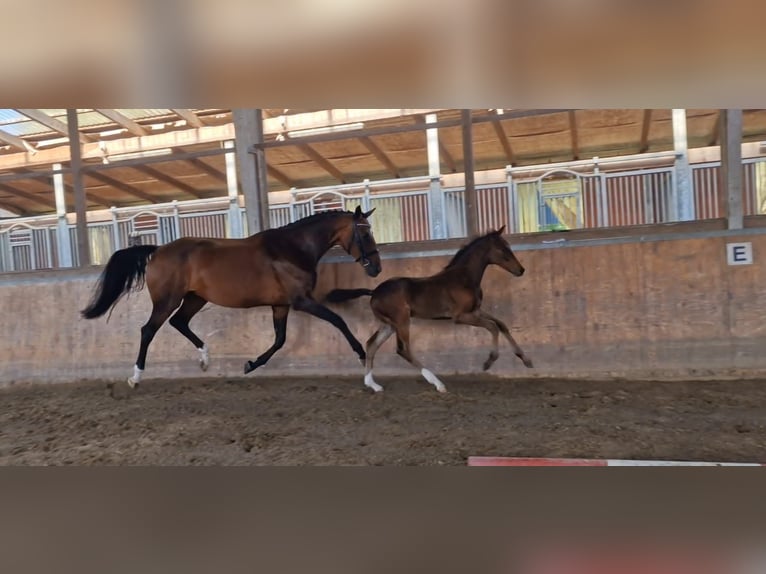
[173,149,227,183]
[568,110,579,160]
[171,109,204,128]
[16,109,93,143]
[0,198,28,216]
[267,165,297,187]
[62,181,117,209]
[0,182,57,210]
[639,109,652,153]
[0,123,236,171]
[359,135,400,178]
[298,144,346,183]
[708,110,721,146]
[95,109,149,136]
[130,165,204,199]
[0,127,37,154]
[85,171,157,203]
[490,117,515,166]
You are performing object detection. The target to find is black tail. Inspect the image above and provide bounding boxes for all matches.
[324,288,374,303]
[81,245,159,319]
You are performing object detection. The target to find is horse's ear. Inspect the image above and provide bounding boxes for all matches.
[497,225,506,235]
[363,207,376,218]
[353,205,363,219]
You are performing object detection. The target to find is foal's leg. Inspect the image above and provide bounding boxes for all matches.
[454,311,501,371]
[363,324,394,392]
[129,297,181,388]
[479,310,533,368]
[244,305,289,374]
[394,320,447,393]
[292,296,366,363]
[168,293,209,371]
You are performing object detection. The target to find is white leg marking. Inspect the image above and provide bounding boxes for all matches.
[198,344,210,371]
[421,368,447,393]
[127,365,143,388]
[364,371,384,393]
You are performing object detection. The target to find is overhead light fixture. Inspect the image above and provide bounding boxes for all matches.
[286,122,364,139]
[102,147,173,164]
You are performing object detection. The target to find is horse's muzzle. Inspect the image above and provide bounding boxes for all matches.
[366,264,382,277]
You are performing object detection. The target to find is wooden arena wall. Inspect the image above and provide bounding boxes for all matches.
[1,225,765,385]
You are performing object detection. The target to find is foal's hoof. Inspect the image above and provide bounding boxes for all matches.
[482,352,499,371]
[244,360,257,375]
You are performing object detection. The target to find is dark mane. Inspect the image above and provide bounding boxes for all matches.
[444,231,495,269]
[280,210,352,230]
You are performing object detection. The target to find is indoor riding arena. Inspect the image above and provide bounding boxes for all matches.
[2,108,766,466]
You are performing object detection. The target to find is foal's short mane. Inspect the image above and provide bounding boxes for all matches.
[444,231,497,269]
[280,210,353,230]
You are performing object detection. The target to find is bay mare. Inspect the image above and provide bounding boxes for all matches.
[325,227,533,393]
[82,207,380,389]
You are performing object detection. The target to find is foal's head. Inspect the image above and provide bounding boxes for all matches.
[338,206,381,277]
[485,226,525,276]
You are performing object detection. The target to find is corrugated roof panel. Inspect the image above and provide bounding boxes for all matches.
[0,109,26,125]
[119,109,173,121]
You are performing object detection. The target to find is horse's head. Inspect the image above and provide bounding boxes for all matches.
[486,226,525,276]
[342,206,381,277]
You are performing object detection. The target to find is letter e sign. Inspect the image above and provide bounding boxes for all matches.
[727,242,753,266]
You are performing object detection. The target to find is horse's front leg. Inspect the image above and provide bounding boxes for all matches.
[478,310,533,368]
[292,295,366,364]
[454,311,501,371]
[244,305,290,374]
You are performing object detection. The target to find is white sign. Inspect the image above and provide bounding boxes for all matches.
[727,242,753,266]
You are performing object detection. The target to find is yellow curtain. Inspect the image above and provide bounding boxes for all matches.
[516,182,539,233]
[756,162,766,214]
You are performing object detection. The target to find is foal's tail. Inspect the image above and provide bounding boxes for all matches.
[81,245,159,319]
[324,288,374,303]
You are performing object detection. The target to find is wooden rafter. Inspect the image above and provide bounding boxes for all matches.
[171,109,204,128]
[85,171,157,202]
[359,135,400,178]
[63,181,118,208]
[0,198,28,215]
[490,117,515,165]
[0,128,37,154]
[298,144,346,183]
[639,109,652,153]
[174,150,227,183]
[0,181,57,210]
[95,109,149,136]
[16,109,93,143]
[568,110,579,160]
[708,110,721,146]
[130,165,204,199]
[267,165,297,187]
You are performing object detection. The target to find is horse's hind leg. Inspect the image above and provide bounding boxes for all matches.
[364,324,394,392]
[244,305,289,374]
[394,320,447,393]
[479,310,533,368]
[168,293,209,371]
[129,298,180,388]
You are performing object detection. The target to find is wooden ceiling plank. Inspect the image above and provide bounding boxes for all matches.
[298,144,346,183]
[359,136,400,178]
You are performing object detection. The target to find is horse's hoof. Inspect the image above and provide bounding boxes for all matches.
[436,385,448,393]
[127,377,139,389]
[199,360,209,372]
[244,361,257,375]
[523,358,534,368]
